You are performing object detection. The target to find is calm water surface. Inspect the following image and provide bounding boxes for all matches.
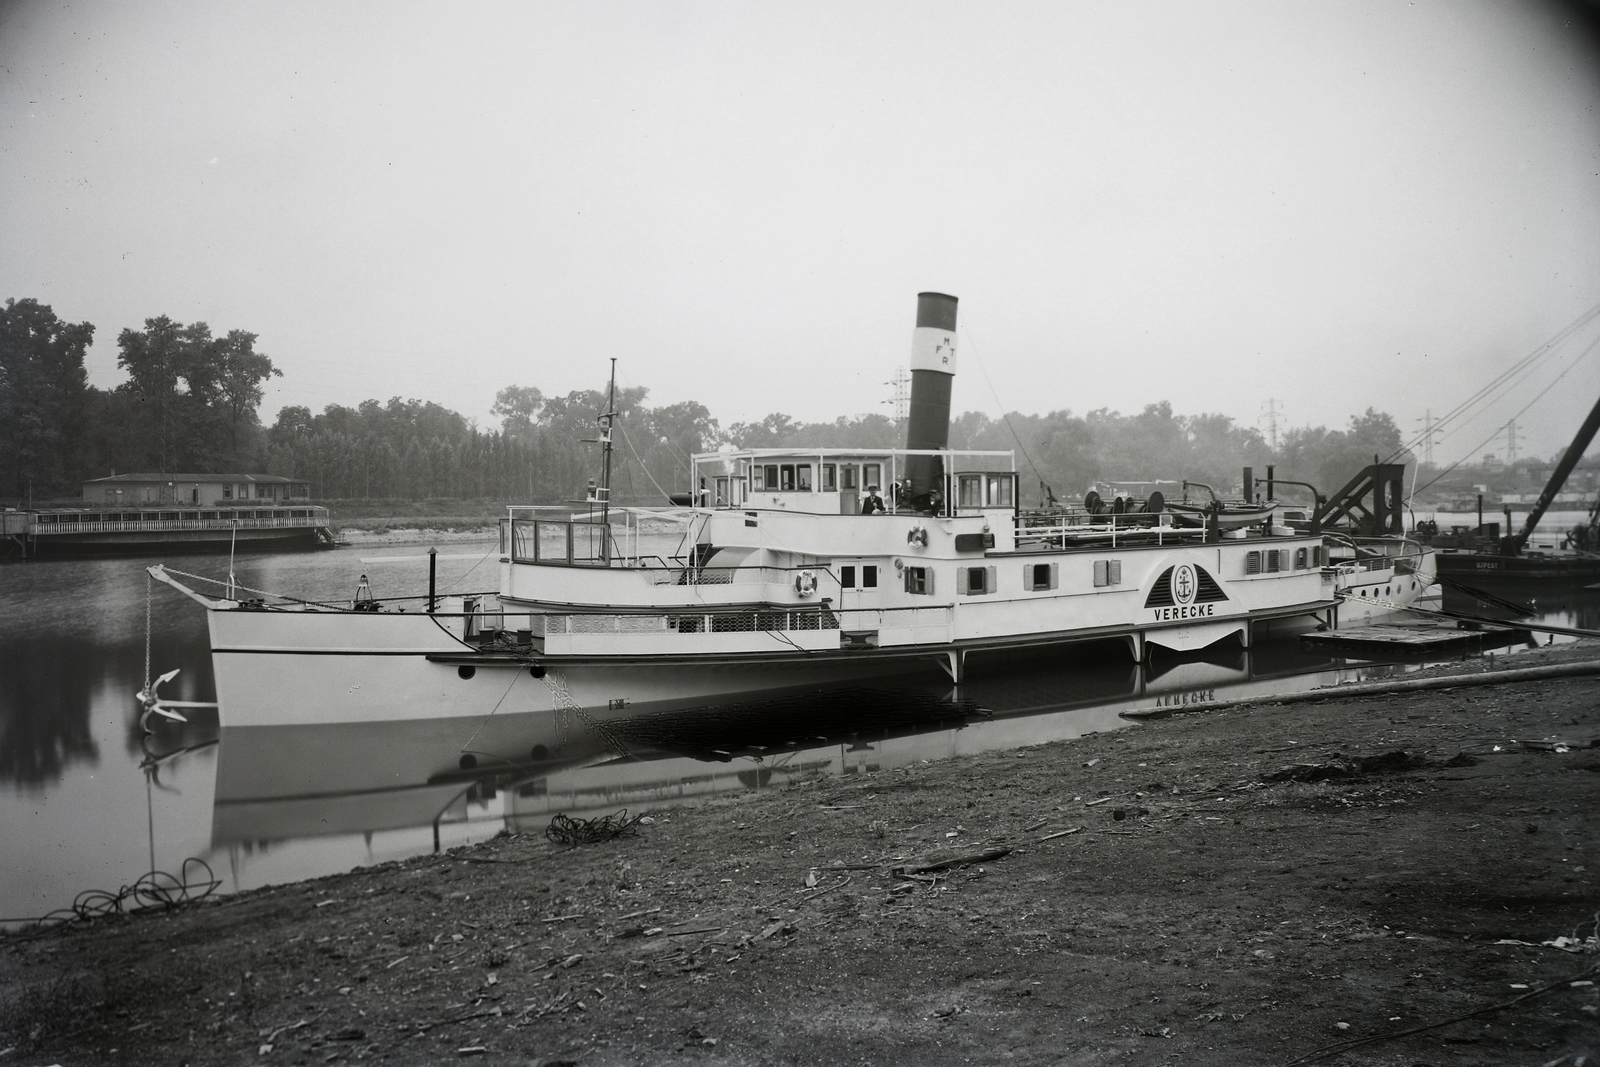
[2,518,1594,927]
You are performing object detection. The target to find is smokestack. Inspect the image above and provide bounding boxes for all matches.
[904,292,958,505]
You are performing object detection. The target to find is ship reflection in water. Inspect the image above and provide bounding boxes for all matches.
[204,636,1418,877]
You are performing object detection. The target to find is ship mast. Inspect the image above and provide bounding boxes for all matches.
[598,358,617,530]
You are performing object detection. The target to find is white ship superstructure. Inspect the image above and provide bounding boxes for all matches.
[154,293,1343,741]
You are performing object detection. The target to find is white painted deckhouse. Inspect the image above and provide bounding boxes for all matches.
[152,294,1340,750]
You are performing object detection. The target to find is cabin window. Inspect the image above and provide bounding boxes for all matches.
[1024,562,1059,590]
[780,465,795,491]
[962,566,997,596]
[1295,547,1308,570]
[841,465,858,491]
[1266,550,1282,573]
[840,565,856,588]
[761,465,778,490]
[904,566,933,595]
[985,475,1014,507]
[1246,551,1262,575]
[222,485,233,499]
[822,464,836,491]
[1093,560,1122,587]
[957,474,983,508]
[862,565,878,588]
[796,464,812,491]
[863,464,881,491]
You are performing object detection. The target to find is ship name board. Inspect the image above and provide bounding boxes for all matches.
[1151,604,1216,621]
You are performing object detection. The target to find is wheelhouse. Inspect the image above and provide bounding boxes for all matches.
[693,447,1018,518]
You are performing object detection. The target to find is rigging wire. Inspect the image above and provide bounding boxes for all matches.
[616,423,673,503]
[958,321,1047,496]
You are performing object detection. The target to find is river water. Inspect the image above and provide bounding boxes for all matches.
[2,515,1596,928]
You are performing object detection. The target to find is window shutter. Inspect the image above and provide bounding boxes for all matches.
[1093,560,1108,587]
[1108,560,1121,585]
[1049,563,1059,590]
[1023,565,1035,591]
[1246,551,1261,574]
[986,566,996,594]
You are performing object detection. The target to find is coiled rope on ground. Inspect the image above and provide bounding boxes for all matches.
[1,858,221,937]
[546,809,646,847]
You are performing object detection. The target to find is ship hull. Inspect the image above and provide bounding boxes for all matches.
[1435,551,1600,583]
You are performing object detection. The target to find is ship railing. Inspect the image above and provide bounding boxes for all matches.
[634,564,842,589]
[528,604,951,638]
[1015,516,1200,549]
[27,510,328,534]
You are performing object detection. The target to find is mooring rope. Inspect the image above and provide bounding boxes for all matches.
[144,572,153,695]
[0,858,222,937]
[546,809,645,846]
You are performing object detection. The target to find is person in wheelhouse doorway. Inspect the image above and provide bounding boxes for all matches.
[861,485,886,514]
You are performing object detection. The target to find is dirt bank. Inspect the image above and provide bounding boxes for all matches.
[5,650,1600,1066]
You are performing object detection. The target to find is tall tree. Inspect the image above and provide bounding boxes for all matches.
[211,330,281,464]
[0,298,94,497]
[114,316,279,472]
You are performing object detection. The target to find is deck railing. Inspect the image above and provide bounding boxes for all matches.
[26,509,329,535]
[526,604,952,638]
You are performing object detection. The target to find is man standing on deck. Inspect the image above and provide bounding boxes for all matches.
[861,485,885,514]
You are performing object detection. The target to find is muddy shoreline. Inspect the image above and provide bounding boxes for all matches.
[5,644,1600,1066]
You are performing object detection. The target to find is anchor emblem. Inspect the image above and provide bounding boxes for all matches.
[1172,564,1197,605]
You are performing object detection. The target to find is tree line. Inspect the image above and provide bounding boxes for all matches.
[4,295,1410,508]
[1,298,280,500]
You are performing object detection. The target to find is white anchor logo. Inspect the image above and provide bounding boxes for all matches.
[1172,564,1197,605]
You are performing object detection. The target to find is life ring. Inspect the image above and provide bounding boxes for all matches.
[906,525,929,548]
[794,570,818,598]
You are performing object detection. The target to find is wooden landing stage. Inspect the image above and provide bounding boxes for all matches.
[1302,620,1532,656]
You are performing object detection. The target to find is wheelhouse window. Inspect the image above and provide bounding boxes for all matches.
[862,565,877,588]
[822,464,836,491]
[985,474,1014,507]
[957,474,983,508]
[796,464,812,491]
[762,465,778,490]
[863,463,881,491]
[780,464,795,491]
[840,565,856,588]
[841,465,858,491]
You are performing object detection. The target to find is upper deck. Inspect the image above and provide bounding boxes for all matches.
[689,446,1019,517]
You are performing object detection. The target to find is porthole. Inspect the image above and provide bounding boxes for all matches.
[531,744,550,761]
[528,664,547,678]
[458,665,476,680]
[459,753,477,770]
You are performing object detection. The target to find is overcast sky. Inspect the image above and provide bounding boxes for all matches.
[4,0,1599,464]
